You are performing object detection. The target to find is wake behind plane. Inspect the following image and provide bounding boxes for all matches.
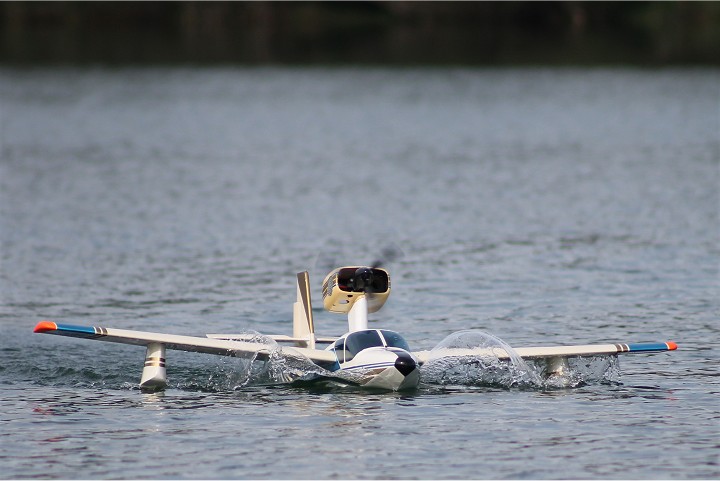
[33,266,677,391]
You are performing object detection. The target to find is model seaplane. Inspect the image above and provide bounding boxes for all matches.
[33,266,677,391]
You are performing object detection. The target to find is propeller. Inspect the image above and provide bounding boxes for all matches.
[349,266,376,293]
[341,243,403,295]
[313,237,405,314]
[313,240,404,282]
[316,241,403,317]
[370,245,404,269]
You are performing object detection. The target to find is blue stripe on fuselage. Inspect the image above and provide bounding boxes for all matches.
[342,362,395,371]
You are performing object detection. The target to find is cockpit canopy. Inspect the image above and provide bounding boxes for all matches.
[331,329,411,363]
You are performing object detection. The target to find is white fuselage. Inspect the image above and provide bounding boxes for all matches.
[339,347,420,390]
[327,329,420,390]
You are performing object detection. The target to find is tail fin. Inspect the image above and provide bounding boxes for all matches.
[293,271,316,348]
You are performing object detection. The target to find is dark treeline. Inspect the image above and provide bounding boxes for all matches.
[1,1,719,65]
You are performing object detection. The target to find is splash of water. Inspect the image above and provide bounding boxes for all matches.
[421,330,543,388]
[204,331,330,391]
[533,355,620,389]
[420,330,621,390]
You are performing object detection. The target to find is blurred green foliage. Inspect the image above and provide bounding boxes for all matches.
[1,2,718,65]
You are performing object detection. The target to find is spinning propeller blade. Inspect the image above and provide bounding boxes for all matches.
[370,245,404,269]
[361,245,403,299]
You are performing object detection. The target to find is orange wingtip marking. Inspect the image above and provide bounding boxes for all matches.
[34,321,58,333]
[666,341,678,350]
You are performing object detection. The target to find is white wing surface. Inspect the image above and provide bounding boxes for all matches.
[34,321,340,371]
[413,341,677,365]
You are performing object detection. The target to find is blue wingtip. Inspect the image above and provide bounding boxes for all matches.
[627,342,677,352]
[35,322,102,339]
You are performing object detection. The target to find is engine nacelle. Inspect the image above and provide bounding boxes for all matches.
[321,266,390,314]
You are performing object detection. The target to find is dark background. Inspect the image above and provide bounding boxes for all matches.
[2,1,719,66]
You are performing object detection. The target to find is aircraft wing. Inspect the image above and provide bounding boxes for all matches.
[33,321,340,371]
[412,341,677,365]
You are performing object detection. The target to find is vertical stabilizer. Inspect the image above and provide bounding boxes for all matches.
[293,271,316,348]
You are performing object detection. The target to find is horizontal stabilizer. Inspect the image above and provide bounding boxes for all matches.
[33,321,340,371]
[413,341,677,365]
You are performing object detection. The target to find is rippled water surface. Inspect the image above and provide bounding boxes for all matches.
[1,67,718,479]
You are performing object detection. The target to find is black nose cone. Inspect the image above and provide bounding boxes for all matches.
[394,353,417,376]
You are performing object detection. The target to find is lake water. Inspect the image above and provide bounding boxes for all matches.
[1,67,718,479]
